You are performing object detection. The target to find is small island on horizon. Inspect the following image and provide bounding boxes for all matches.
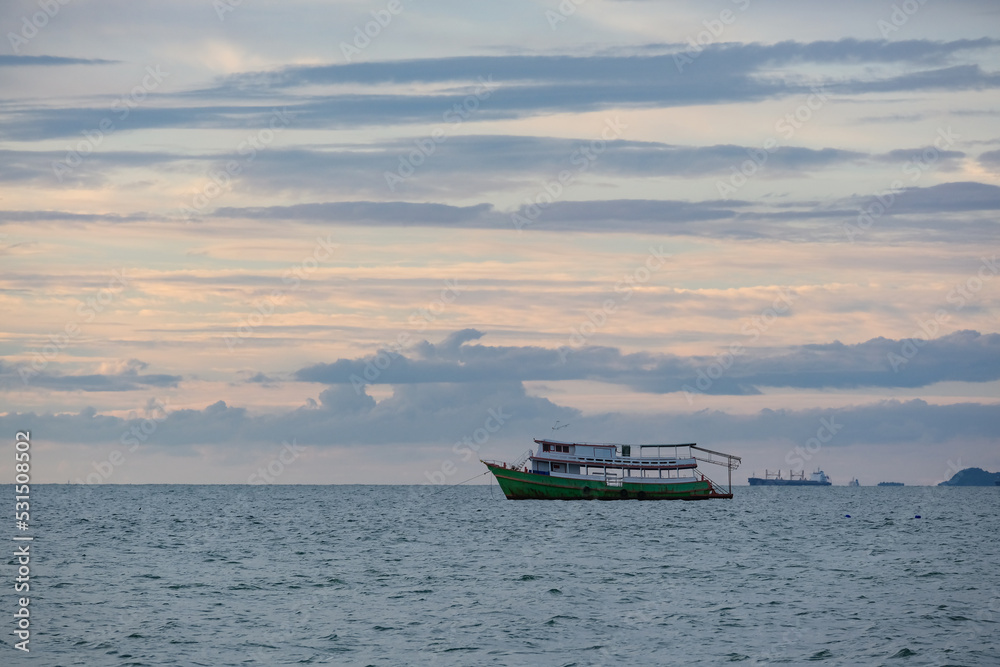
[938,467,1000,486]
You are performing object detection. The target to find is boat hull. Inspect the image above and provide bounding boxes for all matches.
[485,463,730,500]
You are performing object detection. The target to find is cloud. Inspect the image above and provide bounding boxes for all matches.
[2,391,996,451]
[294,329,1000,394]
[0,381,575,446]
[857,181,1000,214]
[214,201,499,226]
[872,147,965,167]
[665,330,1000,393]
[210,182,1000,243]
[0,148,181,189]
[0,55,116,66]
[211,39,999,89]
[241,372,278,387]
[4,176,997,245]
[0,208,164,224]
[213,197,743,233]
[838,64,1000,94]
[210,138,866,197]
[0,358,181,392]
[0,136,866,191]
[979,149,1000,171]
[3,39,998,140]
[589,399,1000,451]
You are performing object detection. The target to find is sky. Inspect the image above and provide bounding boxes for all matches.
[1,0,999,486]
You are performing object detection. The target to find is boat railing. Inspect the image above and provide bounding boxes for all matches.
[689,445,740,496]
[511,448,534,471]
[690,445,742,471]
[605,473,623,487]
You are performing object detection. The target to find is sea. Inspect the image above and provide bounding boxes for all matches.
[6,484,1000,666]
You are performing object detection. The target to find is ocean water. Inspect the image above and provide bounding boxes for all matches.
[7,484,1000,666]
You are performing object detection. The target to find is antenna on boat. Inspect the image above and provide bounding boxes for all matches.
[551,421,569,430]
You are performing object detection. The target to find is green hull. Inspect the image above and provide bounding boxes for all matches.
[485,463,731,500]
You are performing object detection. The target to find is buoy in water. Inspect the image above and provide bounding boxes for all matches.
[914,515,921,519]
[845,514,851,518]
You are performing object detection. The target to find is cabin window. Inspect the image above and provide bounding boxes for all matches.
[542,443,551,451]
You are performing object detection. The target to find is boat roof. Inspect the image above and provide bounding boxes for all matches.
[534,438,697,448]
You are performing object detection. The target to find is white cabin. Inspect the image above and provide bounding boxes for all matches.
[529,439,699,481]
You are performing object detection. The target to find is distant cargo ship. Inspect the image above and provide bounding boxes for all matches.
[748,469,831,486]
[849,478,860,487]
[877,481,904,487]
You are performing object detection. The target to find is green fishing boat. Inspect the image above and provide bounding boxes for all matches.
[483,439,740,500]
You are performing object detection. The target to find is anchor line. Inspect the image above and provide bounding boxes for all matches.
[426,470,491,497]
